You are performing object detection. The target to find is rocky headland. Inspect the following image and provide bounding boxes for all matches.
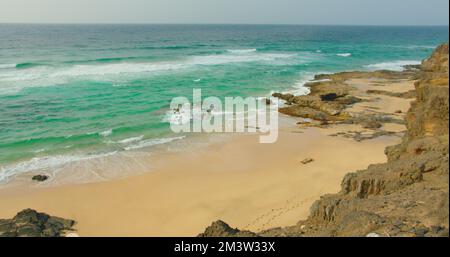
[200,43,449,237]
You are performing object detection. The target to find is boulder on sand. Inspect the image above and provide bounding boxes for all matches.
[0,209,76,237]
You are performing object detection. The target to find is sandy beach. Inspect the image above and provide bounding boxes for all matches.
[0,75,415,236]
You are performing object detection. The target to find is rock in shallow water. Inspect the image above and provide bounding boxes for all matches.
[32,175,49,182]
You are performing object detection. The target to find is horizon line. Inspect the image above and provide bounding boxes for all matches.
[0,22,449,27]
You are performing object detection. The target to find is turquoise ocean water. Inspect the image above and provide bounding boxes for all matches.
[0,25,448,182]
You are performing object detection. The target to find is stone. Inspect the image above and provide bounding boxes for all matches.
[198,220,257,237]
[272,93,294,102]
[320,93,339,101]
[301,158,314,165]
[361,119,383,129]
[32,175,49,182]
[0,209,76,237]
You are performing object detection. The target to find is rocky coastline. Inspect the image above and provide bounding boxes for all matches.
[200,43,449,237]
[1,44,447,238]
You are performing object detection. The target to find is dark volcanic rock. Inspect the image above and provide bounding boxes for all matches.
[32,175,49,182]
[0,209,76,237]
[198,220,257,237]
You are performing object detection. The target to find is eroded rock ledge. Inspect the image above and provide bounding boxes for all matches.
[200,43,449,237]
[0,209,76,237]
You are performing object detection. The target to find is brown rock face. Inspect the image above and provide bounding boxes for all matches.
[199,43,449,238]
[388,43,449,161]
[421,43,449,73]
[0,209,76,237]
[274,79,360,122]
[198,220,257,237]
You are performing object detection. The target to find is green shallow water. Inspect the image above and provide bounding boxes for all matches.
[0,24,448,181]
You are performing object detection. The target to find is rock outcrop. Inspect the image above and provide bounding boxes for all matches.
[0,209,76,237]
[198,220,258,237]
[272,68,417,129]
[273,80,360,122]
[200,43,449,237]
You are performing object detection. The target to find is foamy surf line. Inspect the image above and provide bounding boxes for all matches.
[0,64,17,69]
[0,51,299,95]
[281,71,334,97]
[365,60,421,71]
[0,135,186,184]
[336,53,352,57]
[227,49,257,54]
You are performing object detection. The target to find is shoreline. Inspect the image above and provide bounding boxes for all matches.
[0,64,419,188]
[0,66,418,236]
[0,125,403,236]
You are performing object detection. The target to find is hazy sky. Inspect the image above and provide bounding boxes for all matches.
[0,0,448,25]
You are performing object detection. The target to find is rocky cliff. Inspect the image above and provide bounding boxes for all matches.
[200,43,449,237]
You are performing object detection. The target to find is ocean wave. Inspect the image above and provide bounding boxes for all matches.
[337,53,352,57]
[137,45,191,50]
[64,56,154,65]
[227,49,257,54]
[0,51,298,94]
[0,135,187,183]
[0,64,16,69]
[0,62,44,69]
[15,62,41,69]
[99,129,113,137]
[189,52,296,66]
[387,45,436,50]
[366,60,421,71]
[124,136,186,151]
[0,151,118,183]
[404,45,436,50]
[291,81,312,96]
[118,135,144,144]
[285,73,316,96]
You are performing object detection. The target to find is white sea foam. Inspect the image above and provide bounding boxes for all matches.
[286,73,316,96]
[227,49,257,54]
[0,63,16,69]
[0,51,299,95]
[99,129,113,137]
[0,135,187,183]
[291,81,312,96]
[190,52,296,66]
[391,45,436,50]
[0,151,118,183]
[337,53,352,57]
[366,60,421,71]
[118,135,144,144]
[124,136,186,151]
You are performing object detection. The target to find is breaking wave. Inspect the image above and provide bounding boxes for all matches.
[366,60,422,71]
